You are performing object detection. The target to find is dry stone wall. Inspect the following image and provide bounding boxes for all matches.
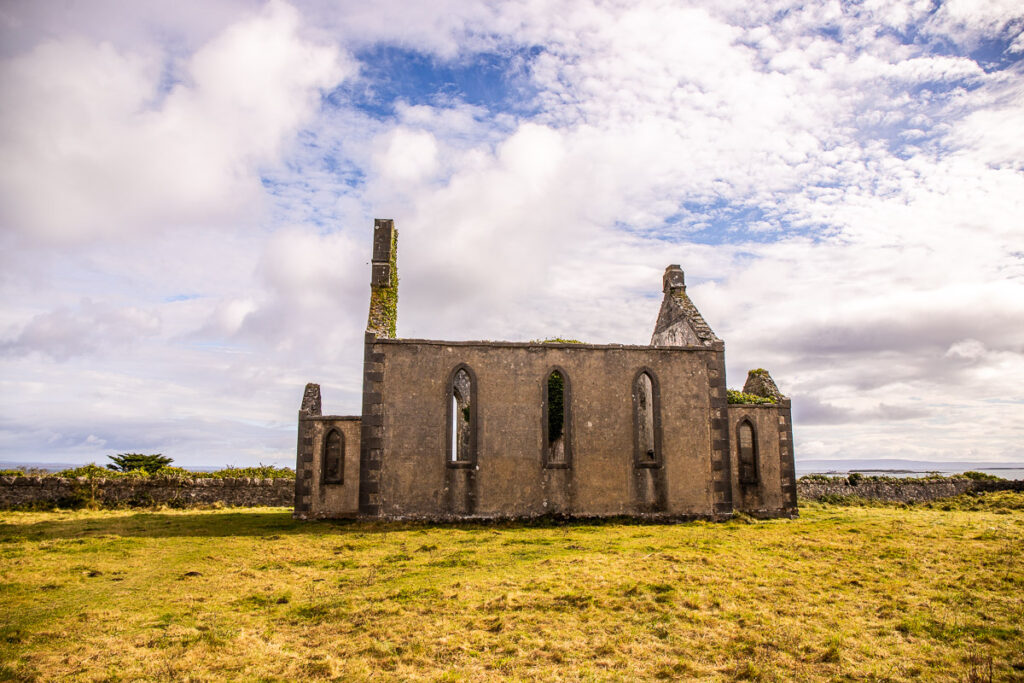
[9,475,1018,510]
[797,478,1023,503]
[0,476,293,509]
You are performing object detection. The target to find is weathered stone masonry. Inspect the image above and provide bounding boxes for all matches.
[295,220,798,521]
[0,476,293,509]
[359,218,395,516]
[797,478,1023,503]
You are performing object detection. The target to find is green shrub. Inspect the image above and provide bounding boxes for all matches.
[726,389,775,405]
[208,465,295,479]
[56,463,122,479]
[152,466,193,478]
[12,463,296,480]
[106,453,173,473]
[961,470,1004,481]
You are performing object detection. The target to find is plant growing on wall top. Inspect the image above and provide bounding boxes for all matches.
[726,389,776,405]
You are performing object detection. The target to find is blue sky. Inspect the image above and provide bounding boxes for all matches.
[1,0,1023,468]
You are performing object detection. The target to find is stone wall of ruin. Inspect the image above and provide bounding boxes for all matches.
[0,476,293,509]
[365,338,750,521]
[726,401,798,517]
[796,478,1023,502]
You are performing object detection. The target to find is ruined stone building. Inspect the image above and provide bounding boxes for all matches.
[294,219,797,520]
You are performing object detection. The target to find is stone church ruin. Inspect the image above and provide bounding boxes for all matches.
[294,219,797,520]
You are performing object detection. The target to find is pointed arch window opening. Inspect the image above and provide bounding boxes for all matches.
[322,428,344,485]
[738,419,759,485]
[450,393,459,462]
[633,370,662,468]
[544,369,570,468]
[447,367,476,466]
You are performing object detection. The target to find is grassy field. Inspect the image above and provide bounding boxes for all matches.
[1,496,1022,681]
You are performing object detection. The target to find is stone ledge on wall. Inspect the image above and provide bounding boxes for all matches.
[0,476,295,509]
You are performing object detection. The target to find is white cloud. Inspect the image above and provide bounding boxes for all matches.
[1,299,160,361]
[945,339,987,361]
[924,0,1024,49]
[1,0,1023,468]
[373,128,440,184]
[949,77,1024,168]
[236,226,367,353]
[205,298,259,337]
[0,0,350,244]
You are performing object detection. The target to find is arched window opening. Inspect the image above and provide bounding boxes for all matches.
[635,371,657,463]
[449,368,474,464]
[738,420,758,485]
[545,370,567,466]
[322,429,344,484]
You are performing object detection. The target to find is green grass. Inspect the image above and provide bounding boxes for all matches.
[1,499,1022,681]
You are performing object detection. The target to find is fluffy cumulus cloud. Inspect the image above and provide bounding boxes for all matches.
[0,0,350,243]
[1,299,160,361]
[0,0,1022,467]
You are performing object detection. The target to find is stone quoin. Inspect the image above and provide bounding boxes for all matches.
[294,219,797,520]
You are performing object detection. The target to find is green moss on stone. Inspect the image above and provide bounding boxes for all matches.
[727,389,776,405]
[367,228,398,337]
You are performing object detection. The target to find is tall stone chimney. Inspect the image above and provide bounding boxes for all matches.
[650,264,719,347]
[663,264,685,292]
[366,218,398,338]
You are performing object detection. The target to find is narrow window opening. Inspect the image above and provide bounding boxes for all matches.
[322,429,344,484]
[546,370,566,465]
[738,420,758,485]
[635,372,656,462]
[450,368,473,463]
[450,393,459,462]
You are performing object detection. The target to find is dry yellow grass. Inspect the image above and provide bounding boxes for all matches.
[1,497,1022,681]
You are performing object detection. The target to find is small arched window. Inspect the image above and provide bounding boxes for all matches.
[633,370,661,467]
[543,369,571,467]
[322,428,344,484]
[737,419,758,485]
[447,366,477,466]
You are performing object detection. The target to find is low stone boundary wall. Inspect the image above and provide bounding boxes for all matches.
[797,478,1024,503]
[0,476,294,509]
[6,476,1020,510]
